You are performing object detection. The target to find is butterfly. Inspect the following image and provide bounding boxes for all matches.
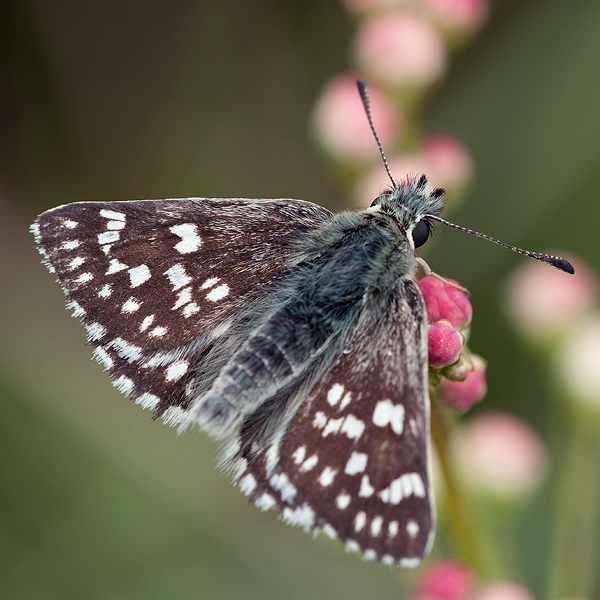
[31,80,573,568]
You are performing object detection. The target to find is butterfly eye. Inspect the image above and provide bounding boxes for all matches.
[412,220,431,248]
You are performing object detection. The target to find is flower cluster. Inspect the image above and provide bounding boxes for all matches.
[310,0,486,205]
[418,275,486,412]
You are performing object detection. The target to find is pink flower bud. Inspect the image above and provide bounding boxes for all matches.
[418,276,472,329]
[453,412,548,498]
[428,320,464,369]
[310,73,402,163]
[421,0,490,36]
[438,353,486,411]
[420,135,473,194]
[505,253,598,340]
[351,12,448,90]
[416,558,475,600]
[442,351,474,381]
[472,581,535,600]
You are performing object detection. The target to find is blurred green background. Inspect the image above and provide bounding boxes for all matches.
[1,0,600,598]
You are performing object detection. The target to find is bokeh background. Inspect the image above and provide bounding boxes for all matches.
[1,0,600,598]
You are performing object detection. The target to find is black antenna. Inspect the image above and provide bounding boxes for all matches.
[357,79,398,189]
[428,215,574,273]
[357,79,575,275]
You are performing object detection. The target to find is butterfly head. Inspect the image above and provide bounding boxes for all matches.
[369,174,446,250]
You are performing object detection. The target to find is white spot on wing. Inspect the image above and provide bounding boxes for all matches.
[282,503,316,530]
[265,439,281,472]
[74,272,93,284]
[354,511,367,533]
[318,466,337,487]
[388,521,399,538]
[162,406,187,427]
[299,454,318,473]
[378,472,426,504]
[372,399,405,435]
[93,346,113,370]
[136,393,160,410]
[172,287,192,310]
[409,418,419,437]
[322,417,343,436]
[170,223,202,253]
[165,359,189,382]
[292,446,306,465]
[312,411,327,429]
[140,348,182,369]
[238,473,257,495]
[400,557,421,568]
[62,219,78,229]
[363,549,377,561]
[345,451,368,475]
[327,383,344,406]
[358,475,375,497]
[106,220,125,230]
[206,283,229,302]
[62,240,80,250]
[121,297,141,313]
[68,256,86,269]
[98,283,112,298]
[67,300,85,317]
[321,524,337,539]
[100,209,125,221]
[269,472,297,502]
[406,519,419,538]
[86,322,106,341]
[340,391,352,410]
[98,231,119,244]
[165,264,191,291]
[335,492,351,509]
[114,375,134,395]
[182,303,200,317]
[201,277,219,289]
[128,264,151,288]
[370,516,383,537]
[109,338,143,361]
[254,493,276,511]
[139,315,155,331]
[106,259,128,274]
[149,326,168,337]
[341,415,365,440]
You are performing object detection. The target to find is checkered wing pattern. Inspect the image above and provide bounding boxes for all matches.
[32,198,333,424]
[234,278,434,566]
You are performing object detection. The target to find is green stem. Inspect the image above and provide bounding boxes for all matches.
[547,408,600,599]
[430,403,492,577]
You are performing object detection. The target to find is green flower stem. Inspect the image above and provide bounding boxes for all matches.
[430,403,493,578]
[547,408,600,599]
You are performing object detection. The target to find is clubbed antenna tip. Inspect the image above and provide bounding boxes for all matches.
[427,215,575,274]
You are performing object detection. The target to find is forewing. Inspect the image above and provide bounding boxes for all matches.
[235,279,434,566]
[32,198,333,423]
